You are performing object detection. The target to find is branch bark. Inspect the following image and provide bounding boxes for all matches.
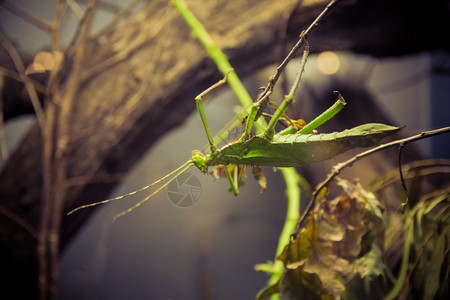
[3,0,450,120]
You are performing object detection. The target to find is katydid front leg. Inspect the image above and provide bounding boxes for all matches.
[195,72,232,154]
[193,70,240,195]
[224,165,240,196]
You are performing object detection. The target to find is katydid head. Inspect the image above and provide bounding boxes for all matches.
[191,150,208,173]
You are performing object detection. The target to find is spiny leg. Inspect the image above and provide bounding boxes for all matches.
[194,70,241,195]
[263,32,310,140]
[195,70,232,154]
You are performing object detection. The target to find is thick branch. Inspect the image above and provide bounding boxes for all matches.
[3,0,450,120]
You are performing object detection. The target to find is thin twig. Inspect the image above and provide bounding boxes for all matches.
[0,205,38,239]
[78,0,130,13]
[0,31,46,131]
[287,33,309,98]
[45,1,99,299]
[90,0,143,41]
[257,0,341,104]
[294,126,450,238]
[66,0,84,19]
[50,0,65,52]
[243,0,341,142]
[0,0,52,31]
[0,66,48,94]
[43,0,65,100]
[371,159,450,192]
[80,7,169,82]
[67,0,141,57]
[38,1,66,299]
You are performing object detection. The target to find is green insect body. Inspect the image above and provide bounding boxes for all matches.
[67,37,400,218]
[193,123,400,169]
[67,87,400,218]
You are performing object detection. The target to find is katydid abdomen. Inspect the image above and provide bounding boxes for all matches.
[207,123,400,167]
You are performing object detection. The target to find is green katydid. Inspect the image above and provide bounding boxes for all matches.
[67,73,399,219]
[67,27,399,219]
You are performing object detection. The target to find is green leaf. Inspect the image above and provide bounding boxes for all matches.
[423,231,447,299]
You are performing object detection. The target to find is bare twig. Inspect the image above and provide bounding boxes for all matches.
[90,0,143,41]
[44,0,99,297]
[66,0,97,54]
[38,1,66,298]
[287,33,309,99]
[0,31,46,130]
[0,66,48,94]
[0,0,52,31]
[256,0,341,105]
[43,0,65,100]
[371,159,450,192]
[66,0,84,19]
[78,0,133,13]
[0,205,38,239]
[50,0,65,52]
[66,0,141,55]
[81,7,169,82]
[37,0,98,298]
[294,126,450,238]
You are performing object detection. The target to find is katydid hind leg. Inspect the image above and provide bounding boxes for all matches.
[264,33,310,140]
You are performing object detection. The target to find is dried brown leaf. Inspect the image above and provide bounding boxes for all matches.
[25,50,64,74]
[274,179,385,299]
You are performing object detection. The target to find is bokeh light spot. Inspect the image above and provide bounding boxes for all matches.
[316,51,340,75]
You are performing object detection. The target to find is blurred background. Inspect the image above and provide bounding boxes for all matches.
[0,0,449,299]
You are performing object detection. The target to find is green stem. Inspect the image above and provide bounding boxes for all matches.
[171,0,265,132]
[172,1,301,297]
[268,167,301,300]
